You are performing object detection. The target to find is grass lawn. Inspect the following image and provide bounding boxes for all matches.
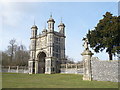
[2,73,118,88]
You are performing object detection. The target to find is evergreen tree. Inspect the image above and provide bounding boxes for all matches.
[86,12,120,60]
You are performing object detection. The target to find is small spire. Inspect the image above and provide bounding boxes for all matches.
[50,12,52,18]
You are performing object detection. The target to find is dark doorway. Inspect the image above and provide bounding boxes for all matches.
[38,52,46,73]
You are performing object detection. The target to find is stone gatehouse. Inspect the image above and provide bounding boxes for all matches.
[28,15,66,74]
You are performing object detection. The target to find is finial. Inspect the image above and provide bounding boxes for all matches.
[83,38,89,50]
[50,12,52,18]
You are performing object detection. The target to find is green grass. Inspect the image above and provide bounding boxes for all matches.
[2,73,118,88]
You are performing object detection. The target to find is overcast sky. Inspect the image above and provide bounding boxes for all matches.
[0,2,118,62]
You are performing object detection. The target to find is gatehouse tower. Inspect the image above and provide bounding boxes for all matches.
[28,15,66,74]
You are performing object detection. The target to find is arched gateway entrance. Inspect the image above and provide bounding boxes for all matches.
[38,52,46,73]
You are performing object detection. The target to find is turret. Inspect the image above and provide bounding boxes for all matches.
[29,24,38,74]
[47,14,55,32]
[58,20,65,35]
[31,25,38,38]
[30,24,38,53]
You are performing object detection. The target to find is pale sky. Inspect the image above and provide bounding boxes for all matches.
[0,1,118,62]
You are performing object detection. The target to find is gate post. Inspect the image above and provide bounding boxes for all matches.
[8,66,10,72]
[81,38,93,81]
[16,66,19,73]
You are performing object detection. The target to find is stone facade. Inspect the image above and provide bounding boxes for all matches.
[28,15,66,74]
[91,57,119,82]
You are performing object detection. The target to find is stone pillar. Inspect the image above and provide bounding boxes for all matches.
[28,60,33,74]
[81,49,93,81]
[8,66,10,72]
[35,59,38,74]
[52,57,57,73]
[75,64,78,74]
[45,57,56,74]
[16,66,19,73]
[45,57,52,74]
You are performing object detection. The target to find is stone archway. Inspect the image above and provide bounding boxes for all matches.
[38,52,46,73]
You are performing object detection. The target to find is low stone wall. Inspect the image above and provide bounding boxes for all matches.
[60,64,83,74]
[91,57,119,82]
[2,66,29,73]
[60,68,83,74]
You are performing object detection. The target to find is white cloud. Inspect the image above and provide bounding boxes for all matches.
[1,2,40,28]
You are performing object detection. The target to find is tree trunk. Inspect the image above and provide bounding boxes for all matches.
[11,44,14,61]
[109,52,112,60]
[11,55,13,62]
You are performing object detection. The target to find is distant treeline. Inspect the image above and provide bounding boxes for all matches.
[2,39,29,66]
[2,39,83,66]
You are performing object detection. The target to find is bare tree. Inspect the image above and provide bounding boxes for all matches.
[7,39,16,61]
[15,44,29,66]
[65,55,75,64]
[3,39,29,66]
[2,52,10,66]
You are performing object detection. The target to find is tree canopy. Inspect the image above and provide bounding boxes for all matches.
[86,12,120,60]
[2,39,29,66]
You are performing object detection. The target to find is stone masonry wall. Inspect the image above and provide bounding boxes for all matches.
[91,57,119,82]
